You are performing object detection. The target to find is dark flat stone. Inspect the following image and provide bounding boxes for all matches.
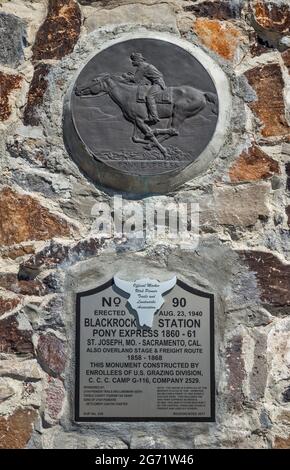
[0,314,34,356]
[0,13,27,67]
[238,250,290,306]
[184,0,242,20]
[23,63,51,126]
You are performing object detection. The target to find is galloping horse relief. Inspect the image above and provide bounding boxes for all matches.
[66,37,223,192]
[75,51,218,157]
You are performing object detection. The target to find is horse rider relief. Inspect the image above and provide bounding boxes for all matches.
[123,52,166,125]
[75,50,218,157]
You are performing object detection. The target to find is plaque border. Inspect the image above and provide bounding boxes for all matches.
[75,278,215,422]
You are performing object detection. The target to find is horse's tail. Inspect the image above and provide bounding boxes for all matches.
[204,92,218,115]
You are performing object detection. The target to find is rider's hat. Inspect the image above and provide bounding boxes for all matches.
[130,52,145,62]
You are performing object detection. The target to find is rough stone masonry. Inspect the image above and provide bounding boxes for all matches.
[0,0,289,449]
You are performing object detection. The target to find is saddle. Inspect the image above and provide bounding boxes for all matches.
[136,85,172,104]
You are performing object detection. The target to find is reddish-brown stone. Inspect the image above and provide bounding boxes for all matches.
[251,0,290,34]
[0,187,73,246]
[273,435,290,449]
[194,19,243,60]
[226,335,245,412]
[0,315,34,356]
[0,296,21,316]
[37,333,66,376]
[229,144,279,182]
[0,408,37,449]
[238,251,290,306]
[19,237,105,275]
[72,237,105,258]
[23,63,51,126]
[21,242,70,274]
[286,206,290,226]
[184,1,242,20]
[0,71,22,121]
[250,35,270,57]
[0,273,47,296]
[32,0,81,61]
[250,1,290,55]
[245,64,289,137]
[44,377,65,424]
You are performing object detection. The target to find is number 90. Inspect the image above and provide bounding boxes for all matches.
[172,297,186,307]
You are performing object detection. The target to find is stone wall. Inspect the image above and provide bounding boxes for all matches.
[0,0,289,449]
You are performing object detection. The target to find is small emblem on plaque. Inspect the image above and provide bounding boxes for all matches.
[114,275,176,327]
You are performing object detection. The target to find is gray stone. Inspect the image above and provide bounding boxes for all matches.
[194,430,268,449]
[225,306,274,328]
[41,426,128,449]
[225,333,246,412]
[130,431,192,449]
[198,184,272,231]
[0,383,15,403]
[266,317,290,404]
[250,331,268,401]
[84,4,178,33]
[280,36,290,48]
[40,295,66,330]
[260,409,272,429]
[59,179,101,221]
[26,431,43,449]
[43,377,65,426]
[12,171,56,198]
[0,13,27,67]
[271,175,283,190]
[0,358,43,382]
[236,74,257,103]
[214,183,270,227]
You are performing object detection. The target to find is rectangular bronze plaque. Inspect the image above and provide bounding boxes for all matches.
[75,278,215,421]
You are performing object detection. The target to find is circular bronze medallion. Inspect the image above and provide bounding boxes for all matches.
[64,35,230,193]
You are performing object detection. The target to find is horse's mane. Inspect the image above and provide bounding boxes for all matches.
[111,73,135,85]
[98,72,135,86]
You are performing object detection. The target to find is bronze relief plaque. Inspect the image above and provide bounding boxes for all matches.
[63,35,228,193]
